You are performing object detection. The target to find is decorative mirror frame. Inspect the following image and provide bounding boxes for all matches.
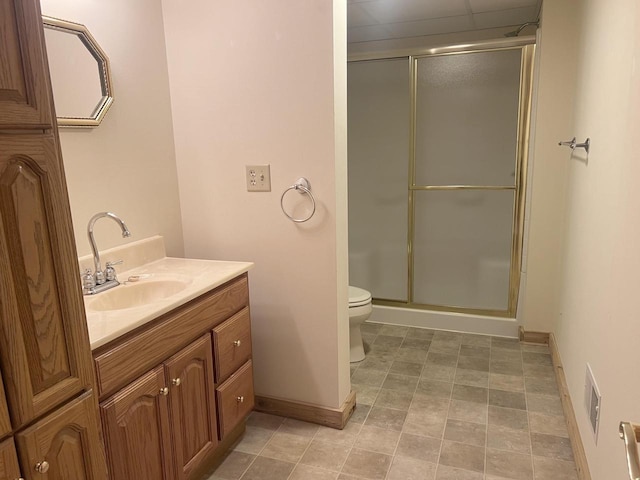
[42,16,114,127]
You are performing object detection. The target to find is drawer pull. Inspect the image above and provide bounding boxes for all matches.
[172,378,181,386]
[159,387,169,396]
[236,395,244,403]
[35,461,50,474]
[233,340,242,347]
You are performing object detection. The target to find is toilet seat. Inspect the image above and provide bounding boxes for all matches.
[349,286,371,308]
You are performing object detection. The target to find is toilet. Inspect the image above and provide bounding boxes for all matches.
[348,285,373,363]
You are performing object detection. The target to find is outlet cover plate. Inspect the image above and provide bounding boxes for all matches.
[246,165,271,192]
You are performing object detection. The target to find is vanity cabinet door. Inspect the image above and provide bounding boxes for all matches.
[15,392,106,480]
[0,0,53,128]
[0,371,10,439]
[0,438,21,480]
[100,367,175,480]
[0,134,94,428]
[165,335,219,480]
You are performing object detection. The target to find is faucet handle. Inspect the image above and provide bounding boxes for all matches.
[81,269,96,294]
[105,260,123,282]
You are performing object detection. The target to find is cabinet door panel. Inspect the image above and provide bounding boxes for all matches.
[212,307,252,383]
[0,0,53,128]
[216,361,254,440]
[0,135,93,427]
[15,391,106,480]
[100,367,174,480]
[165,335,218,480]
[0,438,21,480]
[0,370,10,438]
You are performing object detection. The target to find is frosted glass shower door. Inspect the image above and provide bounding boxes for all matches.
[348,59,409,301]
[412,49,523,312]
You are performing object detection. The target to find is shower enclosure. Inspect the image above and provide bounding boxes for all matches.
[348,38,535,322]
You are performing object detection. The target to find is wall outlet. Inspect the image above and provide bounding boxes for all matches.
[584,363,602,443]
[246,165,271,192]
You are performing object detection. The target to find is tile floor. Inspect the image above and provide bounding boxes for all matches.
[203,323,578,480]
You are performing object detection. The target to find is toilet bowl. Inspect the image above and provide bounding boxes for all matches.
[348,285,373,363]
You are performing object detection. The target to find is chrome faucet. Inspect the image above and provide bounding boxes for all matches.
[82,212,131,295]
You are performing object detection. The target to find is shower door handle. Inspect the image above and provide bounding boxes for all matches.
[619,422,640,480]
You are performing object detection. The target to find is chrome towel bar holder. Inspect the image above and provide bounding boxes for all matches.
[281,177,316,223]
[558,137,590,153]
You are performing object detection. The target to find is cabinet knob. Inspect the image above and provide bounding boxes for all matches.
[172,378,181,386]
[35,461,50,473]
[233,340,241,347]
[236,395,244,403]
[159,387,169,396]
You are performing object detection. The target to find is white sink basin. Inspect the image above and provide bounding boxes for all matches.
[87,277,192,312]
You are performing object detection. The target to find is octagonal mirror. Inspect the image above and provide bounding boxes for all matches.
[42,16,114,127]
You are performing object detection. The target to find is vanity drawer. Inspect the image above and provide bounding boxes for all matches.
[94,275,249,398]
[212,307,252,383]
[216,360,254,439]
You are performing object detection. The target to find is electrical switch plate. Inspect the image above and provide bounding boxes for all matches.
[246,165,271,192]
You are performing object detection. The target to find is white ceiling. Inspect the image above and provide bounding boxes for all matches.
[347,0,543,43]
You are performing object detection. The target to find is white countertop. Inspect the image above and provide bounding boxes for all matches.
[81,238,253,350]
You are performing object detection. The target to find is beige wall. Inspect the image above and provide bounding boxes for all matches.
[518,0,581,331]
[551,0,640,477]
[161,0,350,409]
[40,0,184,259]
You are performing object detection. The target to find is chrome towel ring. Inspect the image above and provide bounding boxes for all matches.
[281,177,316,223]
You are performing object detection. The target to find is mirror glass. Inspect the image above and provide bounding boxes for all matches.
[42,16,114,127]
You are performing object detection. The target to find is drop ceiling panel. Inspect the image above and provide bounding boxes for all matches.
[360,0,470,24]
[347,0,541,44]
[469,0,539,13]
[348,4,380,27]
[348,25,392,43]
[385,15,475,39]
[473,6,538,29]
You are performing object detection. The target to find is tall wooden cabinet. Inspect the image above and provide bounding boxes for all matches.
[0,0,106,479]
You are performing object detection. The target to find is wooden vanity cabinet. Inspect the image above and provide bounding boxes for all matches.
[0,372,10,440]
[0,438,21,480]
[165,335,219,480]
[96,275,254,480]
[100,368,174,480]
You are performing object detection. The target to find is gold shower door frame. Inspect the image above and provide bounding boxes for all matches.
[349,38,536,318]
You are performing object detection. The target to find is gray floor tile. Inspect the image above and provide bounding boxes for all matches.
[438,440,485,473]
[374,388,414,411]
[489,389,527,410]
[299,439,351,472]
[355,425,400,455]
[448,399,488,424]
[387,456,437,480]
[211,451,255,479]
[443,419,486,446]
[454,368,489,387]
[241,456,294,480]
[382,373,419,393]
[396,432,441,463]
[531,433,574,461]
[390,360,424,377]
[211,326,577,480]
[487,424,531,454]
[341,448,392,480]
[260,432,311,463]
[364,406,407,431]
[486,448,534,479]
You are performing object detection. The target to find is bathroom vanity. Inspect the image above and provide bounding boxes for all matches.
[82,238,254,480]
